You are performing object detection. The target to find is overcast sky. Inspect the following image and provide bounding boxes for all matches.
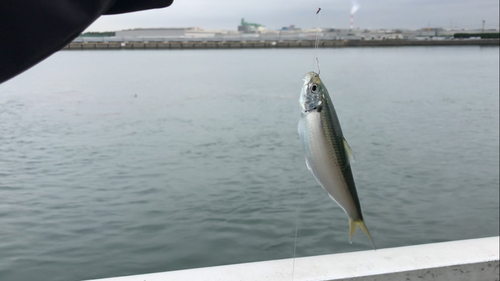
[86,0,500,32]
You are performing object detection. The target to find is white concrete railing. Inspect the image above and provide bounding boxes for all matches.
[86,236,499,281]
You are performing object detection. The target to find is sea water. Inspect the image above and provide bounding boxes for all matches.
[0,46,498,281]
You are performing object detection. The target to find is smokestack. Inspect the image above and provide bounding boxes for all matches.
[350,0,359,30]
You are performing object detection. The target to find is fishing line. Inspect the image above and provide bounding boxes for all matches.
[290,187,302,281]
[313,8,322,74]
[292,8,321,281]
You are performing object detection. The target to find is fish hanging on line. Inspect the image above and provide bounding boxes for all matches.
[298,71,375,248]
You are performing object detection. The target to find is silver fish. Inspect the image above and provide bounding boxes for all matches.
[298,71,375,247]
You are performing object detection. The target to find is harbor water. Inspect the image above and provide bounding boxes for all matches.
[0,46,499,281]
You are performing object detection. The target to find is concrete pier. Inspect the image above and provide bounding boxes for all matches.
[85,236,499,281]
[63,39,499,50]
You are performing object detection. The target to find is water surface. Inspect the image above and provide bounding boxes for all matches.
[0,46,499,281]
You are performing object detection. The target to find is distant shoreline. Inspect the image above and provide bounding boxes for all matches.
[63,39,499,50]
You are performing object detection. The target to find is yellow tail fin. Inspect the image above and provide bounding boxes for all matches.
[349,219,376,250]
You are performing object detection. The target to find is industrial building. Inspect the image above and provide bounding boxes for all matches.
[237,18,265,33]
[114,27,240,38]
[83,17,498,43]
[115,28,188,37]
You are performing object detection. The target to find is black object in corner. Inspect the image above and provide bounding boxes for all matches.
[0,0,173,84]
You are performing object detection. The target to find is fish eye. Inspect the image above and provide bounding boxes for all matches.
[311,84,319,93]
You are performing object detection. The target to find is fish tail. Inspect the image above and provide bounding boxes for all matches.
[349,219,376,250]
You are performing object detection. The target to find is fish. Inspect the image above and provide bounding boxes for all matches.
[298,71,375,248]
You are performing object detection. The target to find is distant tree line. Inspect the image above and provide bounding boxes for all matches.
[79,31,115,37]
[453,33,499,39]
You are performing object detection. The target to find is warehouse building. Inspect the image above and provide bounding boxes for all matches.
[115,28,188,37]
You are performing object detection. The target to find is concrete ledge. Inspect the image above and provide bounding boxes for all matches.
[85,237,499,281]
[131,43,145,48]
[63,39,499,50]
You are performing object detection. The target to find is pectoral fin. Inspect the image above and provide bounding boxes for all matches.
[343,137,356,165]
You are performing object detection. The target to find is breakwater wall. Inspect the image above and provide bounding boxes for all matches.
[63,39,499,50]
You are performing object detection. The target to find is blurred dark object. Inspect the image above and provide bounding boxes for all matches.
[0,0,173,84]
